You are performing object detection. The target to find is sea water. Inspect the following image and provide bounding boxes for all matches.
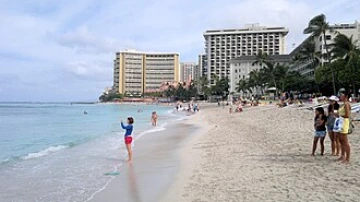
[0,103,184,202]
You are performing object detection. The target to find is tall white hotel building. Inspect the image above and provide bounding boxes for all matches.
[203,24,289,84]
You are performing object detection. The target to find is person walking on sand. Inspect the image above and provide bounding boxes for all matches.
[121,117,134,163]
[327,96,340,156]
[151,111,158,126]
[334,90,351,163]
[312,107,327,156]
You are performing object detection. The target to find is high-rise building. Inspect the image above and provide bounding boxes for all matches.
[198,54,207,77]
[193,64,201,82]
[291,21,360,77]
[203,24,289,84]
[113,50,180,94]
[180,62,196,82]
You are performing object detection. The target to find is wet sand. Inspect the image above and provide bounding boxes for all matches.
[89,122,199,202]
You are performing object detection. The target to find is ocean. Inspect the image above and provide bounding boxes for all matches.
[0,103,184,202]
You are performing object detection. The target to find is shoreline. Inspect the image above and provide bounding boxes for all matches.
[0,104,184,202]
[88,112,202,202]
[160,105,216,202]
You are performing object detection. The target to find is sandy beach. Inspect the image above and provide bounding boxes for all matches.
[162,104,360,202]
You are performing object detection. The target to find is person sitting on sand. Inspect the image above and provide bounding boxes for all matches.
[312,107,327,156]
[237,104,243,112]
[298,100,303,107]
[121,117,134,163]
[151,111,158,126]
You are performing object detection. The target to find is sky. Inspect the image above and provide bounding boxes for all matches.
[0,0,359,102]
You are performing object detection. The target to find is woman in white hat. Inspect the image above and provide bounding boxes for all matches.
[327,96,340,156]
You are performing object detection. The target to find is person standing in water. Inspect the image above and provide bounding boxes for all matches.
[151,111,158,126]
[121,117,134,163]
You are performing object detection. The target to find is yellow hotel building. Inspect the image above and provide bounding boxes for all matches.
[113,50,180,94]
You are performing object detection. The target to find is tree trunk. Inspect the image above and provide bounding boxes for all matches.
[272,77,278,97]
[323,31,336,95]
[352,81,356,98]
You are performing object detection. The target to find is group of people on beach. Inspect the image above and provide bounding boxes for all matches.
[175,102,199,115]
[312,90,352,163]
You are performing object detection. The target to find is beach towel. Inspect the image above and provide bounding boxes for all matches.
[333,117,344,133]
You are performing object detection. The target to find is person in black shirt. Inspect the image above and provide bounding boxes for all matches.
[312,107,327,156]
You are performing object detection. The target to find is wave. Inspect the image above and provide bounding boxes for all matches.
[134,123,167,141]
[0,156,14,165]
[22,145,70,160]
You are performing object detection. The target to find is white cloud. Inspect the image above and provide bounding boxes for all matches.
[55,26,123,54]
[65,60,112,81]
[0,0,359,101]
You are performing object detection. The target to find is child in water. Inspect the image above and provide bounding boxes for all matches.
[121,117,134,163]
[151,111,158,126]
[312,107,327,156]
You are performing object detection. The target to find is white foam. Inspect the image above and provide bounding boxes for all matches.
[134,123,167,141]
[23,145,69,160]
[0,157,11,164]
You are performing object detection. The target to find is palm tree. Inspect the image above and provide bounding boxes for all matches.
[248,69,268,95]
[304,14,336,94]
[331,33,360,96]
[197,75,209,95]
[252,50,273,67]
[165,84,175,102]
[274,65,289,92]
[252,50,278,95]
[294,39,321,70]
[236,79,251,96]
[331,34,359,60]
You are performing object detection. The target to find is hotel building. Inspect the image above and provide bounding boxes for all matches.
[198,54,207,77]
[203,24,289,84]
[291,21,360,77]
[180,62,197,82]
[229,55,292,94]
[113,50,180,94]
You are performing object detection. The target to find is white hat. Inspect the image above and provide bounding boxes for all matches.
[328,95,339,102]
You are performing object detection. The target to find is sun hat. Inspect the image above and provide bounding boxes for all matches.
[328,95,339,102]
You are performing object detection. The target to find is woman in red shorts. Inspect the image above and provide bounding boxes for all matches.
[121,117,134,163]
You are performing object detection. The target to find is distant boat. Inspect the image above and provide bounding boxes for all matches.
[83,110,88,115]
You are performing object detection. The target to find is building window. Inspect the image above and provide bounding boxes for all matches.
[235,69,238,73]
[319,36,322,42]
[326,35,331,40]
